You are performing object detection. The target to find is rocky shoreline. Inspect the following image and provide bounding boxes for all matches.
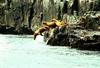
[42,12,100,51]
[0,24,34,35]
[43,24,100,51]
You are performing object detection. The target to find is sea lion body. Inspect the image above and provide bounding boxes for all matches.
[43,19,67,28]
[33,26,49,40]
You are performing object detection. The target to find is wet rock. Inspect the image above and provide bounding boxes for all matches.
[44,27,70,46]
[47,32,69,46]
[0,24,34,35]
[70,35,100,50]
[19,25,34,34]
[0,25,6,34]
[6,26,17,34]
[44,25,100,51]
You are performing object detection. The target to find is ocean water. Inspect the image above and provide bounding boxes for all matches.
[0,34,100,68]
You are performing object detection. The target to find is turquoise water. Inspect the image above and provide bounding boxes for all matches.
[0,34,100,68]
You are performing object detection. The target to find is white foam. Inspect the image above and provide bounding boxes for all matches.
[35,35,44,42]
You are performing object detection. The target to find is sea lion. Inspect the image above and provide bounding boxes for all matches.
[42,19,67,28]
[51,19,65,26]
[33,26,49,40]
[42,21,57,28]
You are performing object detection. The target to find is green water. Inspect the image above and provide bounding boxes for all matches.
[0,34,100,68]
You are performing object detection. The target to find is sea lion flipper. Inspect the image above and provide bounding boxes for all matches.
[34,33,38,40]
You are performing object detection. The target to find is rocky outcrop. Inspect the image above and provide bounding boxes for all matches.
[44,24,100,51]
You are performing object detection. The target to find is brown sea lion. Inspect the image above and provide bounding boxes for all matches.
[33,26,50,40]
[42,19,67,28]
[42,21,57,28]
[51,19,65,26]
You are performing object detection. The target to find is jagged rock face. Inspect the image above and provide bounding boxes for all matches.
[0,0,43,34]
[43,0,68,20]
[0,0,68,34]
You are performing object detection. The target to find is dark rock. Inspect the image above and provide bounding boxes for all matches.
[0,25,6,34]
[93,35,100,41]
[71,39,100,51]
[6,26,16,34]
[44,28,70,46]
[44,26,100,51]
[0,24,34,35]
[69,33,100,51]
[19,25,34,34]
